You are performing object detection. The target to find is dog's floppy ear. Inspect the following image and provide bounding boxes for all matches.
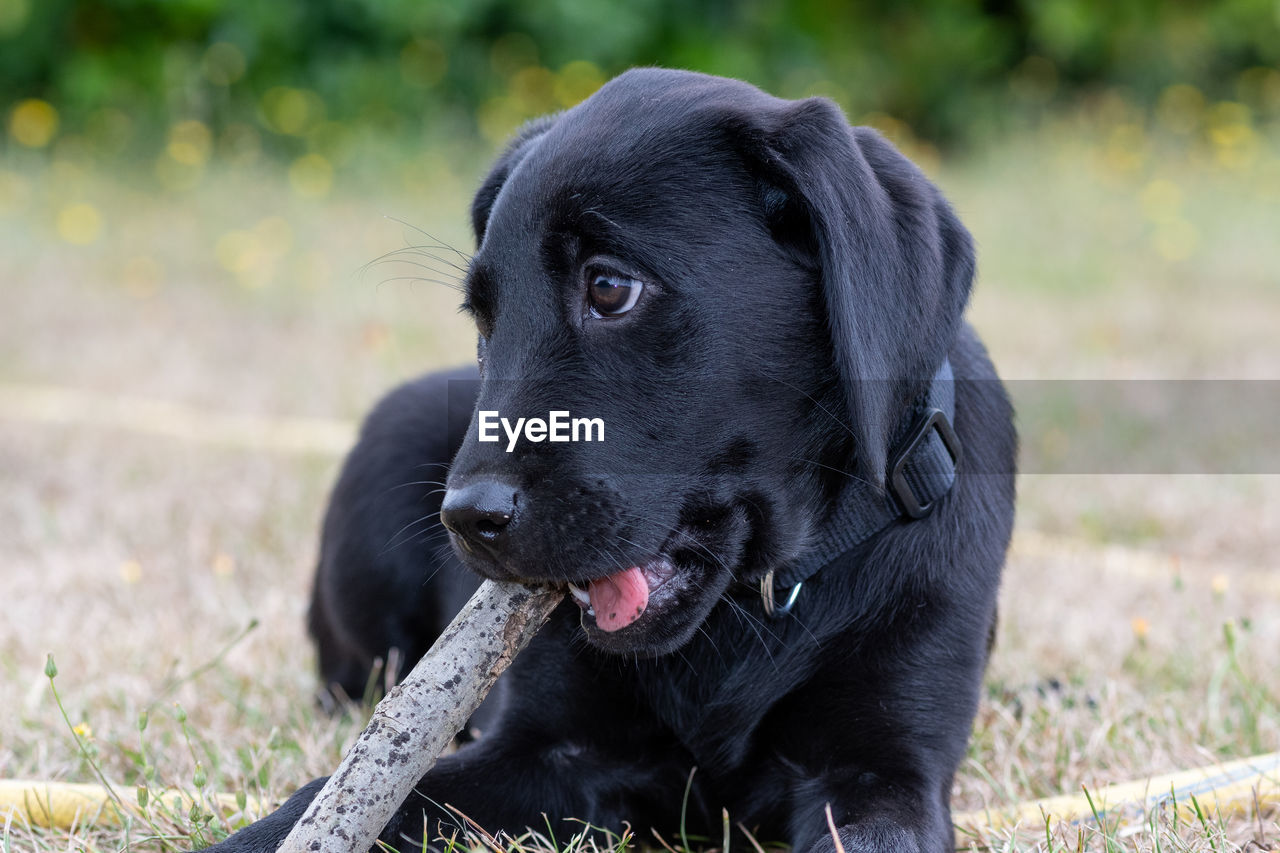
[745,98,974,487]
[470,114,559,246]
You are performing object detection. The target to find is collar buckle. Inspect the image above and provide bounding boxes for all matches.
[889,407,962,520]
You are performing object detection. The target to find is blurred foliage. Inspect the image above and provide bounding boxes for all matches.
[1,0,1279,176]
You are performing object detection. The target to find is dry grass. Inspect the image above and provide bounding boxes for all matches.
[1,123,1278,852]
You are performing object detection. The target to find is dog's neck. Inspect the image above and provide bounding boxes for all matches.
[761,359,960,615]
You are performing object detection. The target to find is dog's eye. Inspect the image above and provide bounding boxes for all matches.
[586,268,643,318]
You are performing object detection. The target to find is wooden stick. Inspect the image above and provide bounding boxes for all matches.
[276,580,564,853]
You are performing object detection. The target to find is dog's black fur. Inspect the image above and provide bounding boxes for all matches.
[202,69,1015,853]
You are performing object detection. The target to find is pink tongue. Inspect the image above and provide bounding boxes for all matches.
[588,567,650,632]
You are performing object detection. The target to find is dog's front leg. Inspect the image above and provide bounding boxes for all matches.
[776,615,987,853]
[375,724,697,852]
[195,777,329,852]
[790,777,955,853]
[199,724,690,853]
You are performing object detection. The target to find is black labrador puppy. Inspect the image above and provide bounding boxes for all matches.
[205,68,1015,853]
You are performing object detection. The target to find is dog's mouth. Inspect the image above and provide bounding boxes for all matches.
[565,558,677,632]
[447,493,750,655]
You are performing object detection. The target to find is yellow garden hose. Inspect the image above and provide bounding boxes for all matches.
[952,751,1280,842]
[2,752,1277,840]
[0,778,260,830]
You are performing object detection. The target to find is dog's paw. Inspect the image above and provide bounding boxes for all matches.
[806,819,925,853]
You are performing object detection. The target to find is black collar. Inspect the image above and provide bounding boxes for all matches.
[761,359,961,616]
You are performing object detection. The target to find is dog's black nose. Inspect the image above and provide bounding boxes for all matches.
[440,479,517,556]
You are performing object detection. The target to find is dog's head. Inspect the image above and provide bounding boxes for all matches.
[441,69,974,656]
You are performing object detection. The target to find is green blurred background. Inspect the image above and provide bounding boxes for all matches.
[4,0,1280,184]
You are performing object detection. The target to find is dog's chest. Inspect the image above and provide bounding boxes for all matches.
[634,615,822,775]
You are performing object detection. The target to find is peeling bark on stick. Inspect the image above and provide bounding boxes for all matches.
[276,580,564,853]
